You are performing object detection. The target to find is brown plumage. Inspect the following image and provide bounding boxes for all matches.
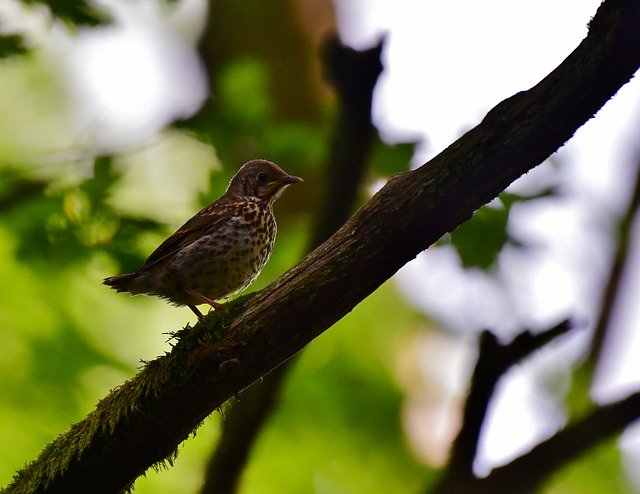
[103,159,302,319]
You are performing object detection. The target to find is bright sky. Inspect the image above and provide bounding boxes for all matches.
[54,0,208,150]
[335,0,640,480]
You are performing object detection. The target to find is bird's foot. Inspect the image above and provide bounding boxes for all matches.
[188,305,204,320]
[185,288,224,319]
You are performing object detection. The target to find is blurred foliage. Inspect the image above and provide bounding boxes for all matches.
[369,138,417,177]
[0,159,163,273]
[180,57,329,184]
[0,1,635,494]
[0,2,422,491]
[0,35,27,58]
[22,0,108,25]
[543,437,635,494]
[450,202,511,269]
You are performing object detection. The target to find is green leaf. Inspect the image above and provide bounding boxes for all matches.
[79,155,119,204]
[218,58,272,130]
[0,158,163,271]
[262,122,327,169]
[450,203,510,269]
[369,138,417,176]
[543,437,633,494]
[449,187,560,269]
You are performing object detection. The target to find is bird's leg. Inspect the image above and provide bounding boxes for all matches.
[188,305,204,320]
[184,287,225,314]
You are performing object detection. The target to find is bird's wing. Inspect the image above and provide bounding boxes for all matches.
[137,197,236,272]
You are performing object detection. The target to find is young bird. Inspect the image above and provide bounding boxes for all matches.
[104,159,302,319]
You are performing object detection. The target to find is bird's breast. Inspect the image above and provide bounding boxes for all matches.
[172,203,277,301]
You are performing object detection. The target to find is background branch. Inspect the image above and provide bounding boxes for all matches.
[431,130,640,494]
[586,152,640,377]
[476,391,640,493]
[200,37,384,494]
[5,1,640,491]
[432,320,574,493]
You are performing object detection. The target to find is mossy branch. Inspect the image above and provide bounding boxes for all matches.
[5,0,640,492]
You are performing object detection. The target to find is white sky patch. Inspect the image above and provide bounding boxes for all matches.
[56,0,208,151]
[336,0,603,157]
[336,0,640,482]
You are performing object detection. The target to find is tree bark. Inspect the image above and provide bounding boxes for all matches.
[5,0,640,492]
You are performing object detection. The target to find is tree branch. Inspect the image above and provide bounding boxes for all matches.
[6,0,640,492]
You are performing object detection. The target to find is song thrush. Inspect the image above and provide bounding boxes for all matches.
[103,159,302,319]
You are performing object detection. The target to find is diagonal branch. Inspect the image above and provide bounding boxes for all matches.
[5,0,640,492]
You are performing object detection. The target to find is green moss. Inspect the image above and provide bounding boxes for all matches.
[4,294,261,493]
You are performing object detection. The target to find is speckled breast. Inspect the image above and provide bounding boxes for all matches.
[173,199,277,302]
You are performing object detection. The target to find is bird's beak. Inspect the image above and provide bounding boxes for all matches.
[280,175,303,185]
[266,174,302,202]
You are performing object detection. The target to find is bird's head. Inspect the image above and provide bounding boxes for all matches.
[228,159,303,203]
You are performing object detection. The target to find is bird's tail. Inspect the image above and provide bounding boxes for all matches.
[103,273,137,293]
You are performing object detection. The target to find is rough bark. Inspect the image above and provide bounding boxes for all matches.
[5,0,640,492]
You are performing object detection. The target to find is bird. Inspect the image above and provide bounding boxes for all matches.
[103,159,302,319]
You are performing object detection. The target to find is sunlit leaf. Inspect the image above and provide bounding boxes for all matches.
[0,158,163,270]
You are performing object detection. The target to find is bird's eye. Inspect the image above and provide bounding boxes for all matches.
[257,172,269,184]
